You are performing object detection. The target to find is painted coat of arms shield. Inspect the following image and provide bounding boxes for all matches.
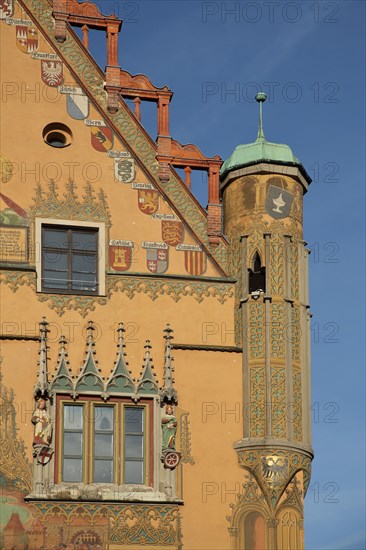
[35,445,54,465]
[147,248,168,274]
[162,221,183,246]
[265,185,293,219]
[16,25,38,54]
[91,126,113,152]
[138,189,159,215]
[261,455,289,487]
[109,245,132,272]
[0,0,13,19]
[66,91,89,120]
[184,251,207,276]
[41,60,63,87]
[114,157,135,183]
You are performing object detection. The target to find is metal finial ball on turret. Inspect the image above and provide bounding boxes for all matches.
[255,92,267,103]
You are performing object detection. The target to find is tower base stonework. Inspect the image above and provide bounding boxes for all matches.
[227,460,308,550]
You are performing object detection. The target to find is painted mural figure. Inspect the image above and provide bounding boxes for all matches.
[32,398,52,447]
[161,404,177,451]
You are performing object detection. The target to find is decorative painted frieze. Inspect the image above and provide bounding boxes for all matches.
[28,180,111,225]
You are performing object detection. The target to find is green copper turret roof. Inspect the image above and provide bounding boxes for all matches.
[220,93,311,184]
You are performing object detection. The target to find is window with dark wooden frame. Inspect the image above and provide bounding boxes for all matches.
[42,226,98,293]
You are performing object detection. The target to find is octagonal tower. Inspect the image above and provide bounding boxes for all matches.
[221,94,313,549]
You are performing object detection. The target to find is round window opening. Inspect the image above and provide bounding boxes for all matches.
[43,123,72,148]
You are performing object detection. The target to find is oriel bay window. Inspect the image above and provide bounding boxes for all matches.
[57,399,150,486]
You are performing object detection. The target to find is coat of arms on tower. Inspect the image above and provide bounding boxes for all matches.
[41,60,63,87]
[0,0,13,19]
[261,454,289,487]
[146,248,169,274]
[265,185,293,219]
[16,24,38,54]
[162,221,183,246]
[91,126,113,152]
[138,189,159,214]
[109,240,133,272]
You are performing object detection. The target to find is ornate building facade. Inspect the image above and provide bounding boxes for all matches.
[0,1,313,548]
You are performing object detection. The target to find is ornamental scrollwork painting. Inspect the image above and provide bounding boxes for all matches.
[270,366,287,439]
[270,232,284,296]
[291,306,301,364]
[179,411,195,465]
[28,180,111,225]
[0,364,32,492]
[249,302,265,359]
[291,240,300,300]
[270,303,285,359]
[107,275,234,305]
[0,269,234,317]
[25,501,182,547]
[292,368,303,442]
[37,292,108,318]
[249,366,266,438]
[0,270,36,293]
[107,504,181,546]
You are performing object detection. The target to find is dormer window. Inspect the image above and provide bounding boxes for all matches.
[248,251,266,293]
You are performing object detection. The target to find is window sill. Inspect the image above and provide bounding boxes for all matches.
[37,289,107,298]
[25,483,183,503]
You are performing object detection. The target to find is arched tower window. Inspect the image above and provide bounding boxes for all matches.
[248,251,266,293]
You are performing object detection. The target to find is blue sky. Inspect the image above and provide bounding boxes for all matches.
[86,1,365,548]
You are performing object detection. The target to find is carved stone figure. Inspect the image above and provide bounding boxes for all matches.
[31,398,52,447]
[161,404,177,451]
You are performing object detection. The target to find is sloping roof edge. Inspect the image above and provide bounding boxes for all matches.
[19,0,229,276]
